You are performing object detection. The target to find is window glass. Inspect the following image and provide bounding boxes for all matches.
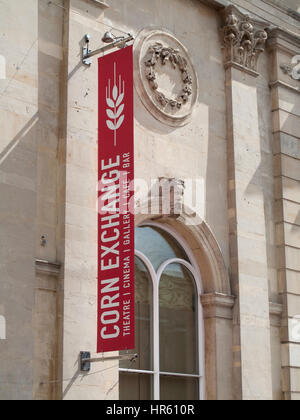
[120,372,152,400]
[159,264,198,375]
[135,226,190,272]
[120,256,153,371]
[120,225,202,401]
[160,375,198,400]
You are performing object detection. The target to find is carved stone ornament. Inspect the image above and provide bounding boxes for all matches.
[281,63,293,76]
[133,28,198,127]
[281,61,300,81]
[145,43,193,110]
[221,5,269,74]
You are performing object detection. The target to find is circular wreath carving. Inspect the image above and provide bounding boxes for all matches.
[133,28,198,127]
[145,43,193,110]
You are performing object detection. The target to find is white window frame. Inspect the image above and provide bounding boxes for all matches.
[119,221,206,400]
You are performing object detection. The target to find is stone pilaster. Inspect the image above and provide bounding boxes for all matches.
[221,5,273,400]
[268,28,300,401]
[57,0,119,400]
[201,293,235,400]
[0,0,38,400]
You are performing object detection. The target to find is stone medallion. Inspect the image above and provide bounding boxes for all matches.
[134,28,198,127]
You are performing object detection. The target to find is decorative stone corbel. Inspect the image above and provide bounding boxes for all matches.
[149,177,185,218]
[220,5,269,74]
[135,177,185,219]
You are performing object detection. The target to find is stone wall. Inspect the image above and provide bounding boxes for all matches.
[0,0,38,401]
[0,0,299,400]
[268,28,300,401]
[57,0,232,400]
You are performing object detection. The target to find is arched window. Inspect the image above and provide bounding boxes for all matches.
[119,222,205,400]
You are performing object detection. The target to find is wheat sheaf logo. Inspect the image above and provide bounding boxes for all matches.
[106,63,125,146]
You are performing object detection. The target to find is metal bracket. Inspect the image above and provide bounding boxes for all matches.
[80,352,91,372]
[80,352,138,372]
[82,33,134,66]
[82,46,92,66]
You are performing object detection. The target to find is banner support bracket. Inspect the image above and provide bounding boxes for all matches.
[82,33,134,66]
[80,352,138,372]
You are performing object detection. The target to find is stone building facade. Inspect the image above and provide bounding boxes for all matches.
[0,0,299,400]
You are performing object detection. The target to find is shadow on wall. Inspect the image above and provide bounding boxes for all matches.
[32,0,65,401]
[0,113,38,166]
[256,69,277,305]
[0,0,40,403]
[0,105,38,400]
[61,353,120,400]
[62,355,81,399]
[243,59,299,304]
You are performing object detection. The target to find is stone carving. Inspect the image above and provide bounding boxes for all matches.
[281,61,300,81]
[134,28,198,127]
[144,43,193,110]
[221,5,269,72]
[148,177,185,218]
[160,177,185,217]
[281,63,294,76]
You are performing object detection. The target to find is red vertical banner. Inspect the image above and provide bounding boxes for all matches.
[97,46,135,353]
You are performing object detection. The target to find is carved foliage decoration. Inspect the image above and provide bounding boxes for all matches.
[281,64,294,76]
[144,43,193,111]
[221,6,269,72]
[134,28,198,127]
[281,61,300,81]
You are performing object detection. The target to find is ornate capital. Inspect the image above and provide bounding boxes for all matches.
[221,5,269,74]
